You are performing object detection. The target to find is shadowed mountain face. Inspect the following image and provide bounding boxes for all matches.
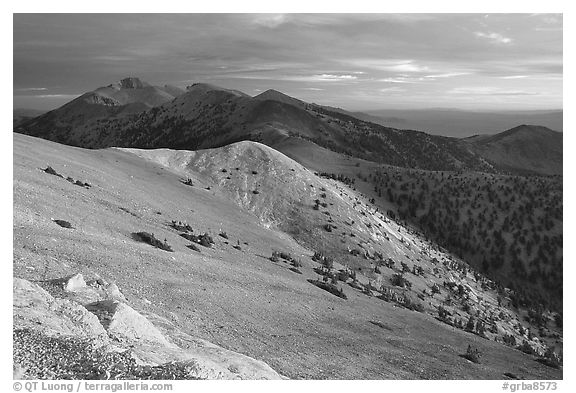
[463,125,563,176]
[15,80,561,175]
[16,77,185,145]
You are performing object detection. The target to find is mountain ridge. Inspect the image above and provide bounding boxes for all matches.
[15,80,561,175]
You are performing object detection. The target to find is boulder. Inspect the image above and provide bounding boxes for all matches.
[14,277,283,380]
[64,273,86,292]
[104,282,127,302]
[13,278,108,346]
[85,300,173,347]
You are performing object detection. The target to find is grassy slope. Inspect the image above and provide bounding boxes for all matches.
[13,133,561,379]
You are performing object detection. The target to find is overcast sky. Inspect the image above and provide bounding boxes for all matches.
[13,13,562,111]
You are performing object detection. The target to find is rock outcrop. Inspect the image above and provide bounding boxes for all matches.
[13,276,283,380]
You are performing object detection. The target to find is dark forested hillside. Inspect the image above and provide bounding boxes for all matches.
[361,168,562,310]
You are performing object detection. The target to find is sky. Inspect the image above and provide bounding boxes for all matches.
[13,13,563,111]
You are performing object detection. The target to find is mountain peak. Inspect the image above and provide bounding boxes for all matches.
[254,89,306,108]
[118,77,146,89]
[255,89,293,99]
[507,124,558,134]
[185,83,249,97]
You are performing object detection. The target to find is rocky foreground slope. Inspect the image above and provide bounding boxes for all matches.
[14,274,281,379]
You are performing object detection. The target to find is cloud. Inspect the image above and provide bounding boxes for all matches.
[474,32,513,45]
[344,59,430,73]
[277,74,360,83]
[16,87,47,91]
[208,73,359,83]
[93,55,135,62]
[378,77,422,84]
[301,87,324,91]
[448,87,537,96]
[314,74,357,81]
[424,72,470,79]
[13,14,562,111]
[33,94,80,99]
[379,87,405,93]
[250,14,288,29]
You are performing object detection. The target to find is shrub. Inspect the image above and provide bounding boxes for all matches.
[44,166,63,178]
[171,221,193,232]
[438,306,450,320]
[536,348,562,369]
[554,313,562,328]
[475,320,487,337]
[391,273,412,289]
[54,219,73,229]
[133,232,173,252]
[461,345,481,364]
[197,233,214,247]
[187,244,201,252]
[370,320,392,331]
[502,334,517,347]
[517,340,537,355]
[180,233,195,241]
[465,316,476,332]
[336,270,350,282]
[308,279,347,299]
[292,259,303,268]
[348,280,363,290]
[394,293,424,312]
[321,257,333,271]
[289,267,302,274]
[401,262,411,273]
[362,283,374,297]
[219,232,229,239]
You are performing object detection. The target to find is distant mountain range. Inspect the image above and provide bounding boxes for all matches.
[13,108,45,127]
[15,77,562,175]
[355,108,563,138]
[463,125,563,175]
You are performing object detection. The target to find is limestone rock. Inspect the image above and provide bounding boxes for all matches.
[13,278,108,346]
[64,273,86,292]
[104,282,127,302]
[85,300,173,347]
